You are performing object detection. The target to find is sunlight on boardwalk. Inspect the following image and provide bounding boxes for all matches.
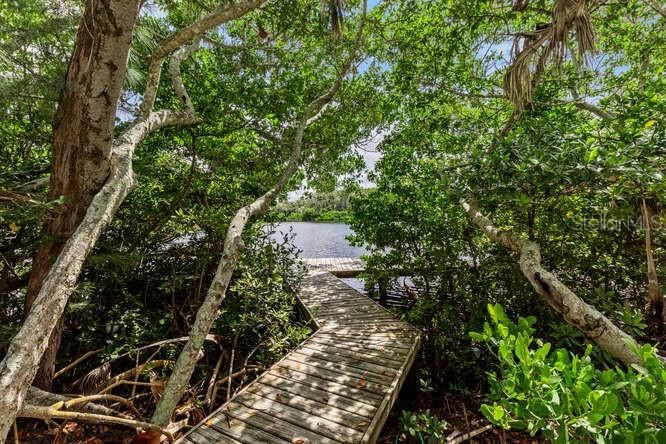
[301,257,365,277]
[183,267,421,443]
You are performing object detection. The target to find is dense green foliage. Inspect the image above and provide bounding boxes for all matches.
[345,0,665,440]
[2,0,665,440]
[349,0,664,374]
[472,304,666,443]
[0,0,376,407]
[271,189,356,222]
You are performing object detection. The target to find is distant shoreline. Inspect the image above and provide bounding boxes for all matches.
[269,209,351,223]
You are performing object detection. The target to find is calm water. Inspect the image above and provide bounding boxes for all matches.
[268,222,365,258]
[268,222,411,307]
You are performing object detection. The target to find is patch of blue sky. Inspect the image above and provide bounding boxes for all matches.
[475,39,512,75]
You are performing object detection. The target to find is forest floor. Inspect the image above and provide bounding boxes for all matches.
[12,420,137,444]
[12,284,540,444]
[378,369,541,443]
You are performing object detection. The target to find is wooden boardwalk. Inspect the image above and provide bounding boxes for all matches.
[183,269,421,443]
[301,257,365,277]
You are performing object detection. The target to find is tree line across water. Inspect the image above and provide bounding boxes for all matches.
[1,0,665,442]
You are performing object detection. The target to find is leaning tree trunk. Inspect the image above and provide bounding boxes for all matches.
[641,199,664,334]
[0,1,270,437]
[461,198,645,366]
[24,0,141,390]
[151,0,368,425]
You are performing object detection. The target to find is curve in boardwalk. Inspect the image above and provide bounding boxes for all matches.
[183,266,421,444]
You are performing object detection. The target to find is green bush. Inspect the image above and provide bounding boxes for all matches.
[398,409,448,443]
[471,304,666,443]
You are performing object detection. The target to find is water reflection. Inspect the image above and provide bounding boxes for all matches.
[268,222,365,258]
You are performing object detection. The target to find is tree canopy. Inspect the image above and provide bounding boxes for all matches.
[1,0,665,442]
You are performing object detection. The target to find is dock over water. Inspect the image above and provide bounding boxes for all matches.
[183,259,421,443]
[301,257,365,277]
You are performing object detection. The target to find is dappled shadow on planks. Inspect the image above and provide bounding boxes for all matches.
[183,271,421,444]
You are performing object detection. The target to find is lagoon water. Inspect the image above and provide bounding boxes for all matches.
[268,222,365,258]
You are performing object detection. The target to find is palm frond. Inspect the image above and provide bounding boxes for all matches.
[124,16,170,91]
[504,0,596,111]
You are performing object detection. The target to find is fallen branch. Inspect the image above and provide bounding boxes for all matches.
[54,348,104,380]
[19,404,171,439]
[51,394,142,420]
[446,424,493,443]
[96,360,171,394]
[24,387,124,418]
[213,366,264,388]
[99,381,158,395]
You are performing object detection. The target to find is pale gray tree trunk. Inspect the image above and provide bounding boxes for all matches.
[151,0,368,425]
[0,110,197,439]
[25,0,141,391]
[0,1,267,438]
[461,198,645,366]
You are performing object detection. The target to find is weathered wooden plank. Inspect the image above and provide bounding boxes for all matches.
[300,342,404,369]
[258,375,377,418]
[306,301,383,317]
[303,297,378,308]
[321,319,413,328]
[224,399,340,444]
[313,332,413,351]
[308,335,410,360]
[320,324,417,336]
[304,337,406,365]
[270,366,383,404]
[186,268,421,444]
[235,391,365,443]
[285,352,394,385]
[188,424,241,444]
[245,382,371,430]
[313,302,386,313]
[323,313,398,325]
[202,409,287,444]
[313,303,391,314]
[275,359,389,396]
[184,427,220,444]
[295,344,399,377]
[361,334,422,443]
[301,258,364,277]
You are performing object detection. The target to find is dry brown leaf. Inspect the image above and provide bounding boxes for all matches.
[129,430,163,444]
[150,373,166,400]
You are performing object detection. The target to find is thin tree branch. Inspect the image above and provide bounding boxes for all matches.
[141,0,268,116]
[646,0,666,18]
[19,404,171,438]
[151,0,369,426]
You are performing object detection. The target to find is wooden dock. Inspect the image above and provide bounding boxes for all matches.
[301,257,365,277]
[183,270,421,443]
